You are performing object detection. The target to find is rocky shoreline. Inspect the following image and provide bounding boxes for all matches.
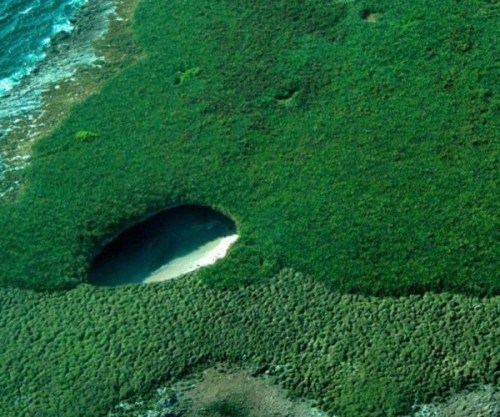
[0,0,141,200]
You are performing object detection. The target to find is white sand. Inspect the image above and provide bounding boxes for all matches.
[144,234,239,283]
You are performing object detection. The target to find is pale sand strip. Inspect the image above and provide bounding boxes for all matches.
[144,234,239,283]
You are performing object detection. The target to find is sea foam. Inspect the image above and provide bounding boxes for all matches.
[0,0,111,120]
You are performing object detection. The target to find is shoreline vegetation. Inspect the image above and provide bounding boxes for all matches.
[0,0,498,416]
[0,0,141,200]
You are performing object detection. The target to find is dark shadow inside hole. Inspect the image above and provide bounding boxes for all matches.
[360,8,382,22]
[275,87,299,101]
[88,205,237,286]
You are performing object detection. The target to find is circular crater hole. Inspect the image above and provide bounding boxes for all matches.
[88,205,238,286]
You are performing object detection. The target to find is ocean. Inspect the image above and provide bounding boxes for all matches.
[0,0,115,196]
[0,0,86,94]
[0,0,115,124]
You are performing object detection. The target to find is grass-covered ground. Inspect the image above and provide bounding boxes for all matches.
[0,271,498,417]
[0,0,498,294]
[0,0,498,416]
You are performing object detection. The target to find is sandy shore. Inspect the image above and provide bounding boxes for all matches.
[144,234,239,283]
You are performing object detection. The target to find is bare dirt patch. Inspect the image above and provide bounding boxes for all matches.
[365,13,382,23]
[408,385,499,417]
[360,9,382,23]
[178,367,327,417]
[107,365,329,417]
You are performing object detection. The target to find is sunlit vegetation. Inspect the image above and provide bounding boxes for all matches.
[75,130,99,142]
[0,0,497,416]
[0,0,497,294]
[0,271,498,417]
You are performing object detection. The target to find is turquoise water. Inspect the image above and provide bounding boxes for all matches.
[0,0,86,96]
[0,0,115,189]
[0,0,115,125]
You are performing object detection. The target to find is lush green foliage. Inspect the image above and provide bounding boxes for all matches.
[0,1,498,414]
[0,0,498,294]
[75,130,99,141]
[0,271,498,417]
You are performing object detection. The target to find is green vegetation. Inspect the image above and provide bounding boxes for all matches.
[75,130,99,141]
[0,0,498,416]
[0,0,497,294]
[0,271,498,417]
[175,66,202,86]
